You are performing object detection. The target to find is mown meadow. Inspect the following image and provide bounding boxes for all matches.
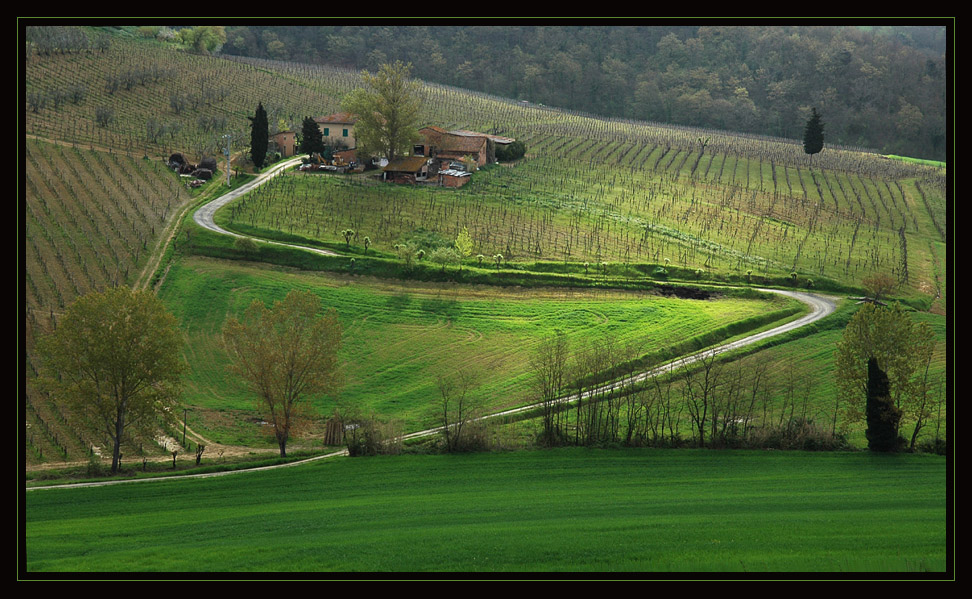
[158,255,804,447]
[25,448,947,573]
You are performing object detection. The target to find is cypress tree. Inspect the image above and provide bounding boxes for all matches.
[299,116,323,156]
[803,107,825,168]
[865,357,902,452]
[249,102,268,169]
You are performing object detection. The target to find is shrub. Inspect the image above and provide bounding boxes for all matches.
[917,437,947,455]
[343,415,403,457]
[746,418,849,451]
[495,140,526,162]
[233,236,258,257]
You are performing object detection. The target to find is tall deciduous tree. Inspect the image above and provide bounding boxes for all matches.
[834,302,936,447]
[299,115,324,156]
[803,107,825,167]
[249,101,268,169]
[37,287,185,474]
[222,290,342,457]
[341,61,421,163]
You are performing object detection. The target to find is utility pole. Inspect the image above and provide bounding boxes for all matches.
[223,134,231,187]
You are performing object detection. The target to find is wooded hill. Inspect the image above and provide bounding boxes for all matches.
[218,24,949,161]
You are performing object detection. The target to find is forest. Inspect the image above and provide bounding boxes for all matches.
[210,24,948,161]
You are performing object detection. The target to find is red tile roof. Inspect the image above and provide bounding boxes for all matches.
[315,112,357,124]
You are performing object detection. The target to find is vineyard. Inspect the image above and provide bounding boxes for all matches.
[23,28,948,468]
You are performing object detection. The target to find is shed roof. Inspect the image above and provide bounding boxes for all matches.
[449,130,516,144]
[383,156,430,172]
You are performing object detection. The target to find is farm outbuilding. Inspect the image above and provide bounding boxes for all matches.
[416,126,491,169]
[382,156,432,183]
[438,168,471,188]
[270,130,297,157]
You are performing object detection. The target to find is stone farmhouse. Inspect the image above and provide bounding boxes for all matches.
[314,112,357,151]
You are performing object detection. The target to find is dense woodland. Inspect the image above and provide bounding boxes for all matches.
[215,24,948,161]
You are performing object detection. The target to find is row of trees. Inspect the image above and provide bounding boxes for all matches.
[528,299,942,452]
[36,288,344,471]
[529,332,844,450]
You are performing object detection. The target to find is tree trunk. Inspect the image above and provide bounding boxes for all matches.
[111,409,125,474]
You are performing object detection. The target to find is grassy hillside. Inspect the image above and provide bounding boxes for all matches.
[25,448,947,573]
[157,256,803,447]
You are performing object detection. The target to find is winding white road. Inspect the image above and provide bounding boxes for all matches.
[28,166,841,491]
[192,157,338,257]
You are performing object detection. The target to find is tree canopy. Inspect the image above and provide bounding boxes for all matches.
[341,61,421,162]
[834,302,936,449]
[224,24,947,160]
[37,287,186,473]
[803,107,825,166]
[299,115,324,156]
[222,290,343,457]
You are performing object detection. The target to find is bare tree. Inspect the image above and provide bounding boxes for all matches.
[683,351,722,448]
[223,290,342,457]
[530,331,570,446]
[437,368,484,452]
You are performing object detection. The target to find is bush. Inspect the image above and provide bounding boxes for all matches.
[86,453,109,477]
[343,415,403,457]
[917,437,947,455]
[746,419,849,451]
[495,140,526,162]
[233,236,258,256]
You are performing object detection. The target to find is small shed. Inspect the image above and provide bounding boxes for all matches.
[382,156,431,184]
[438,168,471,188]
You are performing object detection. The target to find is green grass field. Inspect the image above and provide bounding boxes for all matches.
[159,256,804,446]
[24,448,947,574]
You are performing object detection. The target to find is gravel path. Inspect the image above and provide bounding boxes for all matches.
[192,156,339,256]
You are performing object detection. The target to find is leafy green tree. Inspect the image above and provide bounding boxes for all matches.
[495,140,526,162]
[37,287,186,474]
[222,290,343,457]
[454,227,474,269]
[178,25,226,54]
[429,246,461,272]
[299,116,324,155]
[342,61,421,162]
[834,302,936,445]
[249,102,268,169]
[803,107,825,167]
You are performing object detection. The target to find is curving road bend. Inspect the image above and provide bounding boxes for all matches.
[192,157,338,257]
[28,169,841,491]
[405,288,839,436]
